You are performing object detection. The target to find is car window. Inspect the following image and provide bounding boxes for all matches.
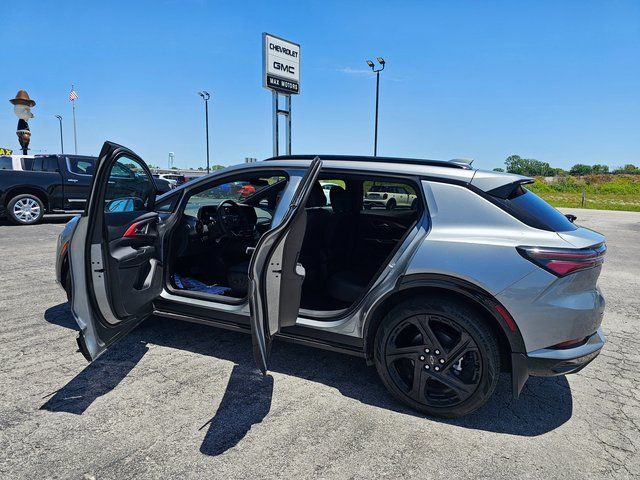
[184,175,287,217]
[67,157,96,176]
[103,156,155,213]
[0,156,12,170]
[156,193,180,213]
[30,156,59,172]
[364,181,418,210]
[489,186,577,232]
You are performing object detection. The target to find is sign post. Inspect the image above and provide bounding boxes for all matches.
[263,33,300,156]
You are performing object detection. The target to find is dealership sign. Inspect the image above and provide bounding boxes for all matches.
[0,148,13,155]
[263,33,300,94]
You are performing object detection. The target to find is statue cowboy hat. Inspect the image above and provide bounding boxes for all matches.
[10,90,36,107]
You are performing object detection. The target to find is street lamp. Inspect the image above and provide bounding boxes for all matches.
[198,91,211,173]
[366,57,385,156]
[54,115,64,154]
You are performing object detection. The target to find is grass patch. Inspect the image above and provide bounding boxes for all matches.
[527,175,640,212]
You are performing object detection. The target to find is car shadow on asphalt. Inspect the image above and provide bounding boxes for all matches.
[42,303,573,455]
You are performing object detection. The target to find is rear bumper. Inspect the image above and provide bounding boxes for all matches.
[511,327,605,397]
[526,327,605,376]
[363,199,387,207]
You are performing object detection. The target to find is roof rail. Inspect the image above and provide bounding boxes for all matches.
[264,154,471,169]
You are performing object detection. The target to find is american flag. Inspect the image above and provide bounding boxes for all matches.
[69,88,78,101]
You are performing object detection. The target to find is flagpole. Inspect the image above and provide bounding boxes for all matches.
[71,84,78,154]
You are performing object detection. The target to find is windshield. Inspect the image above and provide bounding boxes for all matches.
[184,176,286,217]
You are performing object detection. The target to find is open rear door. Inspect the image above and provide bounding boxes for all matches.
[248,156,322,373]
[69,141,164,361]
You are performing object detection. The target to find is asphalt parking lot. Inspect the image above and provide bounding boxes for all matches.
[0,209,638,479]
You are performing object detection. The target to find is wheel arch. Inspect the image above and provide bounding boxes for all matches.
[5,186,50,211]
[363,274,526,371]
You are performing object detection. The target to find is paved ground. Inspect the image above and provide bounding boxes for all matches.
[0,209,638,479]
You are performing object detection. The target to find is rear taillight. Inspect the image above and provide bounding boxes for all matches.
[517,243,606,277]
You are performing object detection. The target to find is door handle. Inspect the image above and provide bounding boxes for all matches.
[68,178,78,183]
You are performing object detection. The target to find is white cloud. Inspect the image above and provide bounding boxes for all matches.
[338,67,374,76]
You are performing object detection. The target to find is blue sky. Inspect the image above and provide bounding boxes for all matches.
[1,0,639,170]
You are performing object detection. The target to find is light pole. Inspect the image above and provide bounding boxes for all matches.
[54,115,64,154]
[366,57,385,156]
[198,91,211,173]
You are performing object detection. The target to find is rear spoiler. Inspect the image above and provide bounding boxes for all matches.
[470,171,534,199]
[485,178,534,199]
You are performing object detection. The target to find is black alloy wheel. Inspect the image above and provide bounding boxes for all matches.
[375,298,500,418]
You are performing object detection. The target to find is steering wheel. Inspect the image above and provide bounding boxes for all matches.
[216,199,240,237]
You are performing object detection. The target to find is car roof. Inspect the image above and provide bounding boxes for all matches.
[166,154,531,196]
[260,155,477,183]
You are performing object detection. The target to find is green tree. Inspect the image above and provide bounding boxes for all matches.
[591,164,609,174]
[492,167,505,172]
[615,164,639,174]
[505,155,552,176]
[570,164,593,175]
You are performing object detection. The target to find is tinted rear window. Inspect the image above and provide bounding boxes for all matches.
[0,156,12,170]
[489,186,577,232]
[21,156,59,172]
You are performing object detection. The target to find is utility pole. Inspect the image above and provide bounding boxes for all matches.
[366,57,385,156]
[54,115,64,153]
[198,91,211,173]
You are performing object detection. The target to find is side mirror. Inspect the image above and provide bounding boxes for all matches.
[105,197,145,213]
[565,214,577,223]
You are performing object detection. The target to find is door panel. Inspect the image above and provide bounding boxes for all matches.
[70,141,162,361]
[248,157,322,373]
[62,156,95,209]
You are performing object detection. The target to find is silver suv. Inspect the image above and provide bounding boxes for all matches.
[56,142,606,418]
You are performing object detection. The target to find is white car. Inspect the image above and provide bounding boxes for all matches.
[364,184,418,210]
[152,174,178,188]
[320,182,341,204]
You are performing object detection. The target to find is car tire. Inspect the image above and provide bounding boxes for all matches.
[7,194,45,225]
[386,198,396,210]
[374,297,501,418]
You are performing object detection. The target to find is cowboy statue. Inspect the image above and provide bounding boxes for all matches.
[10,90,36,155]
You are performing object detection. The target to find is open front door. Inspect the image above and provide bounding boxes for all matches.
[248,156,322,373]
[69,141,164,361]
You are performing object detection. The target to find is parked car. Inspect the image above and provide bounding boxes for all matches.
[364,184,418,210]
[152,174,176,188]
[0,154,172,225]
[56,143,606,418]
[161,173,187,186]
[153,173,188,188]
[320,181,341,204]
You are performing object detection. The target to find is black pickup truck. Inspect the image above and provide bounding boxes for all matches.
[0,154,172,225]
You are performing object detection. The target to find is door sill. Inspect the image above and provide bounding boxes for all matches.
[152,309,365,358]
